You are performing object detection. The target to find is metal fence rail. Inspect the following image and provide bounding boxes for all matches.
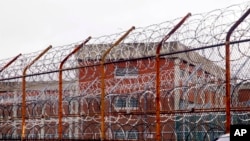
[1,1,250,141]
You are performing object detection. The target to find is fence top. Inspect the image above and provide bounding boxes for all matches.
[0,1,250,80]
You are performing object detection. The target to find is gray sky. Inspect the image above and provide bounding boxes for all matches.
[0,0,249,60]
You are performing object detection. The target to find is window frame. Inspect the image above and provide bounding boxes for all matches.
[114,96,138,110]
[114,129,138,140]
[115,66,139,78]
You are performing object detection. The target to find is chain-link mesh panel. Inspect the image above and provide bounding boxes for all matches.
[1,1,250,140]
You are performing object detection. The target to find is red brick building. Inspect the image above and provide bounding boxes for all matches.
[76,41,226,140]
[0,41,249,140]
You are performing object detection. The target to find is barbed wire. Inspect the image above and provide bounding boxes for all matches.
[1,1,250,140]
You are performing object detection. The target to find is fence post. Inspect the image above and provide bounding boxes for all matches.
[21,46,52,140]
[225,8,250,133]
[100,26,135,140]
[58,36,91,140]
[155,13,191,141]
[0,53,22,73]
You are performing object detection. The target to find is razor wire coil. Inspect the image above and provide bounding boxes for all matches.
[1,1,250,140]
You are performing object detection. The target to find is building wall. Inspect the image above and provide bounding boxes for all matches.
[76,57,225,140]
[2,54,249,140]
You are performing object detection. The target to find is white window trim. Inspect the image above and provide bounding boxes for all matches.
[114,97,139,110]
[114,130,138,140]
[115,67,139,78]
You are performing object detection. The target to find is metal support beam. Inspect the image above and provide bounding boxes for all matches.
[155,13,191,141]
[21,46,52,140]
[225,8,250,133]
[100,26,135,140]
[58,37,91,140]
[0,53,22,73]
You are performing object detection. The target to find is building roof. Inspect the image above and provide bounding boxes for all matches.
[0,81,77,92]
[0,42,225,92]
[77,41,225,79]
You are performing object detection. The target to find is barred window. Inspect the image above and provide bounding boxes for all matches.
[127,130,138,140]
[114,129,138,140]
[114,130,125,140]
[115,97,127,108]
[128,97,138,107]
[115,97,138,109]
[115,67,138,78]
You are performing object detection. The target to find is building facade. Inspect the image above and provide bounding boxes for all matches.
[0,42,249,140]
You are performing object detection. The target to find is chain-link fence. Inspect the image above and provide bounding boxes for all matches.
[1,1,250,141]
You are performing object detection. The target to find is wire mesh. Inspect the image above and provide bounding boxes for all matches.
[1,1,250,140]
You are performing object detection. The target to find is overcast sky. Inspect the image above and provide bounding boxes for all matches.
[0,0,249,60]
